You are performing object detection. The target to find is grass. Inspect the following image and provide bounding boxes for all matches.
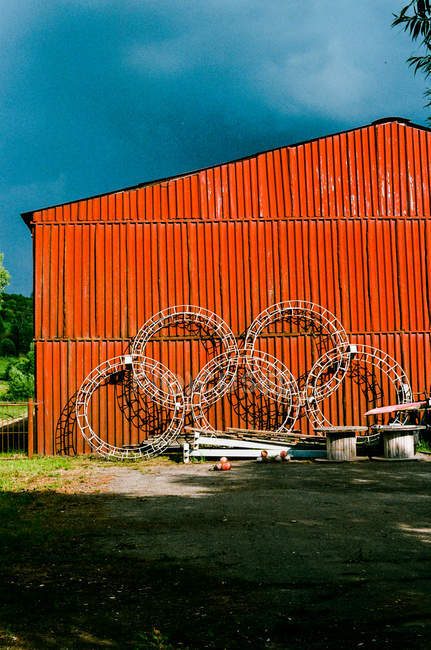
[0,454,175,491]
[0,457,94,568]
[417,438,431,453]
[0,379,8,398]
[0,456,114,571]
[0,454,147,491]
[0,403,28,422]
[0,456,81,491]
[136,628,186,649]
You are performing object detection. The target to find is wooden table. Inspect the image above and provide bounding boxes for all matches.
[372,425,427,459]
[314,426,369,461]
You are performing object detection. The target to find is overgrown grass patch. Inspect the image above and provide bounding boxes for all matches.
[0,454,179,493]
[0,456,80,491]
[0,403,27,418]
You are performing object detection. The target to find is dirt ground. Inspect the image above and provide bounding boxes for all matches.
[1,456,431,649]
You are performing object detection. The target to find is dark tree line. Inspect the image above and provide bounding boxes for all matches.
[0,293,33,357]
[0,293,34,400]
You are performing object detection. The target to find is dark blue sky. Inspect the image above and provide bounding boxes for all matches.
[0,0,428,295]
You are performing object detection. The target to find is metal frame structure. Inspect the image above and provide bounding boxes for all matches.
[131,305,239,409]
[190,349,300,434]
[75,303,412,459]
[244,301,350,405]
[305,345,412,429]
[75,355,185,459]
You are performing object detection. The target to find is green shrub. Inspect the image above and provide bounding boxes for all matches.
[4,365,34,401]
[4,360,14,380]
[0,292,33,355]
[0,338,16,356]
[7,346,35,377]
[0,357,16,380]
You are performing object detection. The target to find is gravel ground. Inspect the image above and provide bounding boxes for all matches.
[95,456,431,648]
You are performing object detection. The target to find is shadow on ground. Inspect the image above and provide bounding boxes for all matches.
[0,460,431,649]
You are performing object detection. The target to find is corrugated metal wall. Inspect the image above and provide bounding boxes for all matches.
[27,119,431,454]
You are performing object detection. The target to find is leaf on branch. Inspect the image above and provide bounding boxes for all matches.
[394,2,431,118]
[417,0,430,18]
[407,53,431,76]
[393,4,431,41]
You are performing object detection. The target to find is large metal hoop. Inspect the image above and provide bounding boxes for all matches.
[131,305,239,409]
[191,349,300,434]
[244,301,350,404]
[75,355,185,459]
[305,345,412,429]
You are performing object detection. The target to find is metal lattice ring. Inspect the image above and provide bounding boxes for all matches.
[75,355,185,459]
[244,300,350,404]
[305,344,412,429]
[131,305,239,408]
[191,349,300,434]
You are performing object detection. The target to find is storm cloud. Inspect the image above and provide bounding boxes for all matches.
[0,0,427,293]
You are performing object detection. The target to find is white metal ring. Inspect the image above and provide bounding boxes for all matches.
[75,355,185,459]
[131,305,239,408]
[305,345,412,429]
[191,349,300,434]
[244,300,350,405]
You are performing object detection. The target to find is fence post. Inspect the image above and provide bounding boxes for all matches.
[28,399,34,459]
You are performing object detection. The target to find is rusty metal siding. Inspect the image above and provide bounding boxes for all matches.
[32,217,431,453]
[27,119,431,453]
[29,122,431,224]
[33,218,431,340]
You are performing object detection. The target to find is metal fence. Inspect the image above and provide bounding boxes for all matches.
[0,400,35,457]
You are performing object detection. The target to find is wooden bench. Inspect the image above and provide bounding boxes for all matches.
[314,426,369,461]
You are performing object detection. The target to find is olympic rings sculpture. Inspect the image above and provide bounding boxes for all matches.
[191,349,301,435]
[75,302,412,459]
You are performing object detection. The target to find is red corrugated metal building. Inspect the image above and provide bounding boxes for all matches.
[22,116,431,454]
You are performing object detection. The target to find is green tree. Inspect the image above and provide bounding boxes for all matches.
[10,310,33,354]
[3,345,35,400]
[4,364,34,400]
[0,338,16,357]
[0,254,10,307]
[393,1,431,115]
[0,293,33,355]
